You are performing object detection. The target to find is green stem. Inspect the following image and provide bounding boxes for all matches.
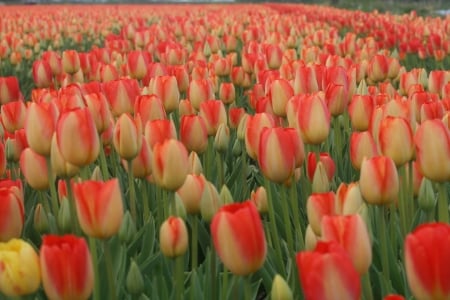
[127,160,137,224]
[210,243,217,300]
[175,255,184,300]
[38,190,51,219]
[265,179,286,276]
[103,240,117,300]
[217,152,224,188]
[241,142,248,198]
[142,180,150,223]
[362,272,374,300]
[191,216,198,270]
[280,186,294,255]
[398,166,408,237]
[99,144,109,180]
[65,178,80,235]
[290,181,304,250]
[377,206,391,290]
[46,158,59,217]
[438,182,449,223]
[244,275,251,300]
[222,267,228,300]
[89,237,100,300]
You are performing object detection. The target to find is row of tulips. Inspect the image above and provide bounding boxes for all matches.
[0,3,449,300]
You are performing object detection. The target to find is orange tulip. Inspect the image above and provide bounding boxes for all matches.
[180,115,208,154]
[379,116,414,166]
[1,100,27,133]
[144,119,177,149]
[349,131,378,170]
[0,179,24,242]
[62,50,81,75]
[113,113,143,160]
[25,102,59,156]
[306,192,336,235]
[103,78,140,117]
[20,148,49,190]
[0,77,22,104]
[296,93,330,145]
[32,60,53,88]
[198,100,227,136]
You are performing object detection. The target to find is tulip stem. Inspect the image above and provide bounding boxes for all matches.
[438,183,449,223]
[175,255,184,300]
[46,158,60,217]
[398,166,408,237]
[210,243,217,300]
[265,179,286,276]
[377,206,391,291]
[241,142,248,197]
[103,240,117,300]
[99,144,109,180]
[244,275,252,300]
[217,153,224,188]
[222,267,228,300]
[65,178,80,235]
[38,190,51,221]
[289,181,304,250]
[142,180,150,223]
[89,237,101,300]
[127,160,137,224]
[191,216,198,270]
[280,186,294,255]
[362,272,374,300]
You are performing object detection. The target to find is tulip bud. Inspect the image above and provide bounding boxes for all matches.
[271,274,293,300]
[214,124,230,153]
[219,185,234,206]
[62,50,81,74]
[304,224,319,251]
[126,260,144,295]
[113,113,143,161]
[173,194,187,219]
[58,198,72,234]
[187,151,203,175]
[200,181,221,222]
[119,211,137,245]
[417,178,436,211]
[20,148,49,190]
[312,161,331,193]
[34,203,49,234]
[159,216,189,258]
[232,139,242,157]
[250,186,268,214]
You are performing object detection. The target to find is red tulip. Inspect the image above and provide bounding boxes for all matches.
[379,116,414,166]
[127,50,151,80]
[103,78,140,116]
[270,78,294,117]
[180,115,208,154]
[32,60,53,88]
[228,107,246,129]
[405,223,450,300]
[219,82,236,105]
[20,148,49,190]
[0,77,22,104]
[1,100,26,133]
[144,119,177,150]
[307,152,335,182]
[306,192,336,235]
[296,241,361,300]
[211,201,266,275]
[62,50,81,75]
[159,216,189,258]
[73,179,123,238]
[84,92,112,134]
[349,131,379,170]
[245,113,276,160]
[150,76,180,113]
[296,93,330,145]
[198,100,227,136]
[0,179,24,242]
[134,94,167,125]
[188,78,214,111]
[40,235,94,300]
[25,102,59,156]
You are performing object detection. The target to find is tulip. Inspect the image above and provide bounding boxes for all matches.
[127,50,151,80]
[335,182,365,215]
[404,223,450,300]
[270,79,294,117]
[211,201,266,275]
[84,92,112,134]
[257,127,297,184]
[307,152,335,182]
[40,234,94,300]
[113,113,143,160]
[25,101,59,156]
[42,51,62,77]
[198,100,227,136]
[144,119,177,149]
[0,179,24,242]
[245,113,276,160]
[127,137,152,179]
[150,76,180,113]
[159,216,189,258]
[5,129,28,163]
[134,94,167,125]
[296,241,361,300]
[214,124,230,153]
[62,50,81,75]
[1,100,26,133]
[152,139,189,191]
[367,54,389,83]
[321,214,372,274]
[325,83,349,117]
[293,66,319,95]
[0,77,22,104]
[188,78,214,111]
[32,59,53,88]
[306,192,336,235]
[349,131,378,170]
[73,179,123,239]
[219,82,236,105]
[414,120,450,182]
[359,156,399,205]
[103,78,140,116]
[379,116,414,166]
[250,186,268,214]
[348,95,374,131]
[20,148,49,190]
[180,115,208,154]
[56,108,100,167]
[228,107,246,129]
[176,174,206,215]
[50,133,80,178]
[167,65,189,93]
[0,239,40,296]
[296,93,330,145]
[271,274,293,300]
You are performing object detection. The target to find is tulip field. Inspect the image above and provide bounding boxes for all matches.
[0,3,450,300]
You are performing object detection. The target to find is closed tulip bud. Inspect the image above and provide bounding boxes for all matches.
[62,50,81,74]
[348,95,374,131]
[50,133,80,178]
[417,178,436,211]
[379,116,414,166]
[20,148,49,190]
[84,92,112,134]
[296,241,361,300]
[219,185,234,206]
[349,131,378,170]
[305,224,319,251]
[151,76,180,113]
[307,152,335,182]
[56,108,100,167]
[152,139,188,191]
[127,50,151,80]
[40,235,94,300]
[113,113,143,160]
[180,115,208,154]
[232,139,242,157]
[335,182,364,215]
[25,102,59,156]
[0,239,41,297]
[250,186,268,214]
[0,76,22,104]
[270,79,294,117]
[211,201,266,275]
[199,100,227,136]
[219,82,236,105]
[415,120,450,182]
[58,198,72,234]
[34,203,50,234]
[271,274,293,300]
[228,107,246,129]
[144,119,177,150]
[0,179,24,241]
[200,181,221,222]
[312,161,330,193]
[1,100,26,133]
[360,156,399,205]
[177,174,206,215]
[119,211,137,245]
[32,60,53,88]
[245,113,276,159]
[214,124,230,153]
[159,216,189,258]
[296,93,331,145]
[103,78,140,117]
[404,223,450,300]
[187,151,203,175]
[73,179,124,239]
[307,192,336,235]
[188,78,214,111]
[126,260,145,295]
[321,214,372,274]
[367,54,388,83]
